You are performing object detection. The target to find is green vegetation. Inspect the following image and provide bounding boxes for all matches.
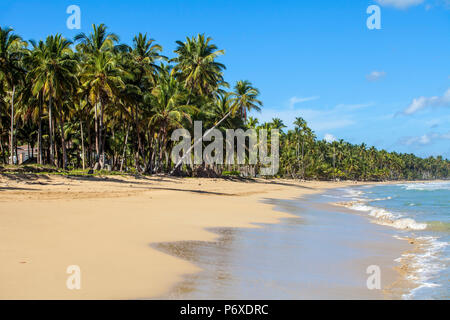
[222,171,241,177]
[0,24,448,180]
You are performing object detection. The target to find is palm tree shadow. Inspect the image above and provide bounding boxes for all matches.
[0,186,35,191]
[147,186,232,196]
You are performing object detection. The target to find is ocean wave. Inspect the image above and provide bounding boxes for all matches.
[340,201,427,230]
[401,236,448,300]
[339,185,449,299]
[399,182,450,191]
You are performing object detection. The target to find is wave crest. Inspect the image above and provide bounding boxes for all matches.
[338,201,427,230]
[399,182,450,191]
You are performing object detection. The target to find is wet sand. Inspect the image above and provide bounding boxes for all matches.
[157,190,413,299]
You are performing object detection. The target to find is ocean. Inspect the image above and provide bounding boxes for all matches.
[340,181,450,299]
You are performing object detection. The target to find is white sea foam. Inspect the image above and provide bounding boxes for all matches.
[401,237,448,300]
[345,202,427,230]
[339,186,448,299]
[399,182,450,191]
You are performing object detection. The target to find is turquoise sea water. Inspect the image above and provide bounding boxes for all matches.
[342,181,450,299]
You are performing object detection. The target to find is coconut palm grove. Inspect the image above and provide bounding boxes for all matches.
[0,24,448,180]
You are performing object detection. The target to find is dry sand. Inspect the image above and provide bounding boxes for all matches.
[0,174,404,299]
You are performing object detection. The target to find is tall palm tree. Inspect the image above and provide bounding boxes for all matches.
[172,34,226,100]
[26,40,48,164]
[293,117,313,179]
[74,23,119,54]
[270,118,286,130]
[28,35,77,168]
[80,51,126,168]
[0,26,26,164]
[231,80,262,120]
[75,24,124,169]
[124,33,166,171]
[149,74,195,171]
[246,117,259,129]
[129,33,166,84]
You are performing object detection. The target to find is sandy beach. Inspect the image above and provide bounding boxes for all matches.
[0,174,411,299]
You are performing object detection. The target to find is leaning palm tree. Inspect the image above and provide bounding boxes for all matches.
[170,80,262,174]
[28,34,77,168]
[0,26,26,164]
[171,34,226,101]
[231,80,262,120]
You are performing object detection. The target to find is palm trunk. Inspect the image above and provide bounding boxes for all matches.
[87,118,92,167]
[59,113,67,170]
[0,140,5,163]
[9,85,15,165]
[170,110,232,175]
[94,101,99,167]
[301,140,305,179]
[48,95,54,166]
[120,124,130,172]
[80,119,85,170]
[100,100,105,169]
[134,105,141,172]
[38,98,43,165]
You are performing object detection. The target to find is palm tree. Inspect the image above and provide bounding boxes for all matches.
[172,34,226,101]
[149,74,195,172]
[26,40,48,164]
[170,80,262,174]
[209,92,240,129]
[80,51,126,168]
[246,117,259,129]
[128,33,166,84]
[124,33,166,171]
[74,23,119,54]
[75,24,128,169]
[71,95,88,169]
[270,118,286,130]
[293,117,312,179]
[0,26,26,164]
[28,35,77,168]
[231,80,262,120]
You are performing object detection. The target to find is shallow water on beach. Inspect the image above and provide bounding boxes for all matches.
[157,190,410,299]
[336,182,450,300]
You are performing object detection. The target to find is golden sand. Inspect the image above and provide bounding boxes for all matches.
[0,174,410,299]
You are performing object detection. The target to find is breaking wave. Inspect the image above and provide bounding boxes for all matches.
[341,201,427,231]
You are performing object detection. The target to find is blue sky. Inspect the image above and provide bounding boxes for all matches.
[1,0,449,158]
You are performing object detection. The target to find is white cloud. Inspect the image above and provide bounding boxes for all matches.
[366,71,386,82]
[324,134,337,143]
[288,96,320,108]
[257,102,374,132]
[376,0,424,9]
[400,131,450,146]
[402,88,450,115]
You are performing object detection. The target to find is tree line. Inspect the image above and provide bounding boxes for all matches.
[0,24,448,180]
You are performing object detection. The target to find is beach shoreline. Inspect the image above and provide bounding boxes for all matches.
[0,174,433,299]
